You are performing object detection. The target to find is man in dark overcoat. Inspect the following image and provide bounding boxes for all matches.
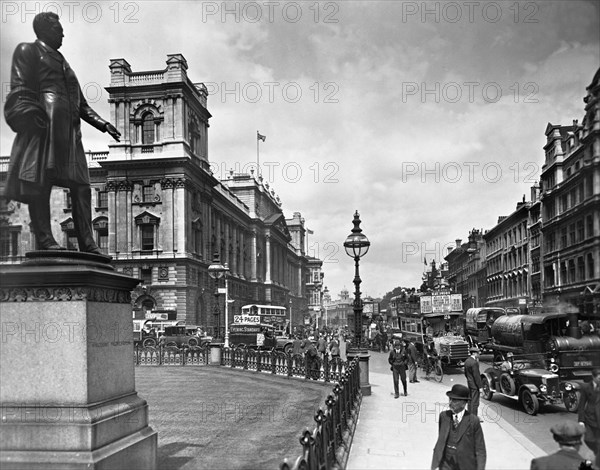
[579,368,600,467]
[388,339,408,398]
[530,421,592,470]
[464,347,483,421]
[431,384,486,470]
[3,12,120,252]
[407,339,419,383]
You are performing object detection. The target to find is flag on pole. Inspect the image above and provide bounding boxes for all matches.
[307,229,314,235]
[257,131,266,142]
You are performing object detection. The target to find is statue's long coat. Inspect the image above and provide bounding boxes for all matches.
[3,40,108,203]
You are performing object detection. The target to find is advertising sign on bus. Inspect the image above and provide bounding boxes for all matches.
[420,293,463,314]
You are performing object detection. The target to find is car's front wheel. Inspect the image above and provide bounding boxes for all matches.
[520,389,539,415]
[482,376,493,401]
[564,390,580,413]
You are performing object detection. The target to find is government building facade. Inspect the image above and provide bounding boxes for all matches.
[0,53,324,333]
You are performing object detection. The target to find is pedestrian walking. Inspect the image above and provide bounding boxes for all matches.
[304,340,320,380]
[578,368,600,468]
[388,339,408,398]
[407,339,419,383]
[339,333,348,361]
[317,334,328,359]
[530,421,593,470]
[431,384,486,470]
[292,335,303,355]
[464,347,483,421]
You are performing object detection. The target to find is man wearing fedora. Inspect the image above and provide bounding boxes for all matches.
[530,421,594,470]
[464,347,483,422]
[431,384,486,470]
[388,339,409,398]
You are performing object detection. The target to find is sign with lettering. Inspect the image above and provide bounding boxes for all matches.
[233,315,260,324]
[420,294,462,314]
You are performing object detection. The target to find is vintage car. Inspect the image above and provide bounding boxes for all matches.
[274,333,295,353]
[481,353,580,415]
[141,325,211,348]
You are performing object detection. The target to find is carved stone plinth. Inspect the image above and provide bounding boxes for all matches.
[0,251,157,469]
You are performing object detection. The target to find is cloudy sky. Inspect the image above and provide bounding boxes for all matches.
[1,1,599,299]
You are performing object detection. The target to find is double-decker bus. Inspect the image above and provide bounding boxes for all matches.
[240,304,287,330]
[389,290,469,370]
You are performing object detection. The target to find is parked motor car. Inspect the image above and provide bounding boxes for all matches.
[481,353,579,415]
[141,325,211,348]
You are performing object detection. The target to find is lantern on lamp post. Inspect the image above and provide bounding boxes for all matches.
[343,211,372,396]
[343,210,370,348]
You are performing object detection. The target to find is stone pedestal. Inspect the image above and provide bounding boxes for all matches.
[346,348,371,396]
[209,342,223,365]
[0,251,157,469]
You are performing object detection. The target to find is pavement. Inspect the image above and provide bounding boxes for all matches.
[347,356,548,470]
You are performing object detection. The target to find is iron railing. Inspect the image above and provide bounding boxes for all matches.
[134,344,210,366]
[280,356,362,470]
[221,347,348,382]
[134,344,349,383]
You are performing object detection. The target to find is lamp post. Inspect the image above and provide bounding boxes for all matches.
[343,210,371,396]
[288,298,293,337]
[323,285,329,328]
[208,253,231,348]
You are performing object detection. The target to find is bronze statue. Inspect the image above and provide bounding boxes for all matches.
[3,12,120,254]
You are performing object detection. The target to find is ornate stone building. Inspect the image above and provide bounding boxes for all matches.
[539,69,600,314]
[0,53,320,332]
[445,230,487,308]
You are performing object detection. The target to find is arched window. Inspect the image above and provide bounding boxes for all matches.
[142,112,154,145]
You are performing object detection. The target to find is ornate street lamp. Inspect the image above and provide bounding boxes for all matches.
[208,253,230,347]
[344,211,370,348]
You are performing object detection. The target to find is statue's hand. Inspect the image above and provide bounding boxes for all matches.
[105,123,121,142]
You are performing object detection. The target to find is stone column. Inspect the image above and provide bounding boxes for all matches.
[250,230,257,282]
[0,252,157,469]
[265,232,271,284]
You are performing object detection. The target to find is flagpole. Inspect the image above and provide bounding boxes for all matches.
[256,130,260,177]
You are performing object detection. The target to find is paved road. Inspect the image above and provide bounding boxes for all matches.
[368,350,595,460]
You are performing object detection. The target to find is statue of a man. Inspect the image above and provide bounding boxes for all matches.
[3,12,121,253]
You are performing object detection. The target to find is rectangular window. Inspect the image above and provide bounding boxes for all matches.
[577,220,584,242]
[97,191,108,208]
[141,225,154,250]
[67,232,78,251]
[143,185,154,202]
[569,224,576,245]
[0,229,10,257]
[98,233,108,253]
[578,257,585,281]
[587,215,594,238]
[140,268,152,285]
[568,260,575,284]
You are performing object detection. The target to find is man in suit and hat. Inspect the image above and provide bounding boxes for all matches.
[464,346,483,421]
[530,421,593,470]
[431,384,486,470]
[3,12,121,253]
[388,339,409,398]
[579,368,600,467]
